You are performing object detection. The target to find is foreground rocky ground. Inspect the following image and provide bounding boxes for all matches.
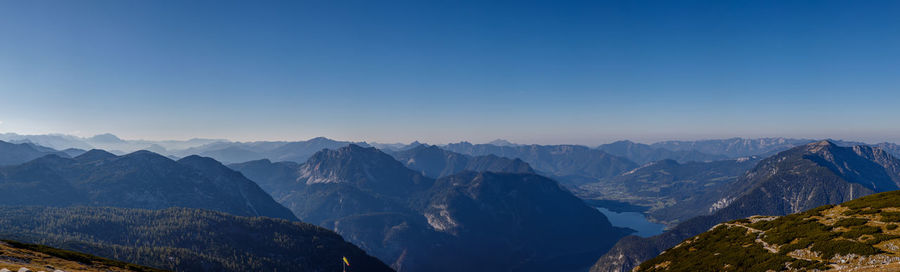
[0,240,163,272]
[635,191,900,271]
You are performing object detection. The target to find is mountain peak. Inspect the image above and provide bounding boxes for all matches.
[810,139,835,146]
[405,141,425,149]
[177,154,223,167]
[304,144,407,176]
[74,149,118,162]
[415,144,443,152]
[345,143,370,150]
[0,140,72,166]
[487,139,517,146]
[800,139,838,154]
[299,144,431,194]
[307,136,335,143]
[447,141,473,147]
[124,149,163,156]
[88,133,124,143]
[26,154,73,165]
[757,140,900,193]
[0,140,33,150]
[178,155,249,179]
[609,140,637,145]
[120,150,175,164]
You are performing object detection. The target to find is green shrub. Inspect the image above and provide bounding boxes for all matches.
[762,218,834,245]
[843,192,900,210]
[791,259,829,270]
[638,226,793,272]
[881,212,900,222]
[861,209,883,215]
[749,220,777,231]
[808,204,835,215]
[778,238,812,254]
[862,234,900,245]
[833,218,869,228]
[841,225,882,239]
[811,239,879,258]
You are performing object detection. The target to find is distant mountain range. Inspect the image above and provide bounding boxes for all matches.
[591,140,900,272]
[8,132,898,162]
[443,142,639,186]
[169,137,370,163]
[0,140,71,166]
[597,140,729,165]
[0,142,395,272]
[597,138,889,164]
[0,206,392,272]
[0,148,296,220]
[7,134,900,271]
[231,144,631,271]
[0,132,224,154]
[390,144,534,178]
[647,138,819,158]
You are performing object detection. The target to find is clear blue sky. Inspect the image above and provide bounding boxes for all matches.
[1,0,899,145]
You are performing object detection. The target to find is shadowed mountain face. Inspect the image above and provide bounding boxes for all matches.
[60,148,87,157]
[390,144,535,178]
[222,159,300,194]
[421,172,631,272]
[231,144,630,272]
[591,140,900,272]
[442,142,638,186]
[0,149,297,221]
[0,206,392,272]
[577,157,760,226]
[0,140,70,166]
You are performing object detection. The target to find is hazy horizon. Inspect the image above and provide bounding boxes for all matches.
[2,1,899,145]
[0,130,896,147]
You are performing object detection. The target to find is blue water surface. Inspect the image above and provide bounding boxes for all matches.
[596,207,665,237]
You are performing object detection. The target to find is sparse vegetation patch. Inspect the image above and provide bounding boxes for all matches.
[636,191,900,271]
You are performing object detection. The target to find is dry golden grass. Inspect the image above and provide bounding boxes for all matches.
[830,261,900,272]
[0,241,148,272]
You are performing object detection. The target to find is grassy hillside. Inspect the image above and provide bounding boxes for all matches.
[0,239,164,272]
[637,190,900,271]
[592,141,900,272]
